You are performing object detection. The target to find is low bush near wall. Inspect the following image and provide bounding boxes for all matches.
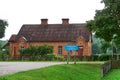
[91,54,99,61]
[98,54,112,61]
[91,54,120,61]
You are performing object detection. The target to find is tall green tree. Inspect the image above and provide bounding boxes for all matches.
[100,40,110,53]
[0,19,8,38]
[92,43,101,54]
[86,0,120,42]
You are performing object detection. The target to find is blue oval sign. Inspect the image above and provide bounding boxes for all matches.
[64,45,78,51]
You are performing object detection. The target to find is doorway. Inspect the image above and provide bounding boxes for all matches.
[78,46,83,57]
[14,47,17,56]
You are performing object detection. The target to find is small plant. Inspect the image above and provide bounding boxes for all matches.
[46,53,55,60]
[55,55,65,61]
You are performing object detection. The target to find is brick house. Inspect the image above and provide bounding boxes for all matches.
[8,18,92,57]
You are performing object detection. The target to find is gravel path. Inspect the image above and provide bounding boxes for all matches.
[0,61,104,76]
[0,62,65,76]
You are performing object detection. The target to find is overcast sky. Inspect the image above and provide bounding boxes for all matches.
[0,0,104,40]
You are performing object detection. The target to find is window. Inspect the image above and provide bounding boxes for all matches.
[58,46,62,55]
[20,46,25,50]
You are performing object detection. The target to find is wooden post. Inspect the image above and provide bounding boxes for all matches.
[67,51,70,64]
[74,52,76,64]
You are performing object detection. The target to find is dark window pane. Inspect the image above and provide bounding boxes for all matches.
[58,46,62,55]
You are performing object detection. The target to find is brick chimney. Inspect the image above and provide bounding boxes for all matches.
[41,19,48,25]
[62,18,69,25]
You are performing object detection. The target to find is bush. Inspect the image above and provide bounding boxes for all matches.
[45,54,65,61]
[45,53,55,60]
[46,53,55,58]
[37,44,53,56]
[91,54,112,61]
[0,50,9,61]
[19,44,53,57]
[98,54,112,61]
[54,55,65,61]
[91,54,99,61]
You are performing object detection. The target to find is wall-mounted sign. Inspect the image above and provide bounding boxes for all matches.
[64,45,78,51]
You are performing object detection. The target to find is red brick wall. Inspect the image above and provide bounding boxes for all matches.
[9,37,92,57]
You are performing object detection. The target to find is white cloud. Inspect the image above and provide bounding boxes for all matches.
[0,0,104,40]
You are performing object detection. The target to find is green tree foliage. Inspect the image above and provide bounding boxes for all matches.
[92,35,101,54]
[100,40,110,53]
[3,46,10,55]
[86,0,120,42]
[0,40,8,49]
[0,19,8,38]
[92,43,100,54]
[92,35,111,54]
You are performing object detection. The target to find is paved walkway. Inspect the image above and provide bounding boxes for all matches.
[0,62,65,76]
[0,61,104,76]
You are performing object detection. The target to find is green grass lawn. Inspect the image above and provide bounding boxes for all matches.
[0,64,101,80]
[0,64,120,80]
[102,69,120,80]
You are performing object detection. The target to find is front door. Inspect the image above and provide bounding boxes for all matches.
[14,47,16,57]
[78,46,83,57]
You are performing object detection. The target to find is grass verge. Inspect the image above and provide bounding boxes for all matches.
[102,69,120,80]
[0,64,101,80]
[0,63,120,80]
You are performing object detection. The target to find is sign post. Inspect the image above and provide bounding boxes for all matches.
[67,51,71,64]
[74,52,76,64]
[64,45,78,64]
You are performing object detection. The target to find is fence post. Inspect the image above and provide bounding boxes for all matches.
[101,65,104,77]
[101,61,112,77]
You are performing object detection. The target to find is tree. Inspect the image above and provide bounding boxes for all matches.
[100,40,110,53]
[0,19,8,38]
[86,0,120,56]
[92,43,101,54]
[92,35,110,54]
[92,35,101,54]
[86,0,120,42]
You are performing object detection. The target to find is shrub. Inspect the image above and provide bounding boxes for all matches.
[45,53,55,60]
[0,50,9,61]
[46,53,55,58]
[19,44,53,59]
[98,54,112,61]
[37,44,53,56]
[91,54,112,61]
[55,55,65,61]
[91,54,99,61]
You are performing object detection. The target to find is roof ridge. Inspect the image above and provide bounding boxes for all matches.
[22,23,86,26]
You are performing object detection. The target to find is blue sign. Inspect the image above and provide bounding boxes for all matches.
[64,45,78,51]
